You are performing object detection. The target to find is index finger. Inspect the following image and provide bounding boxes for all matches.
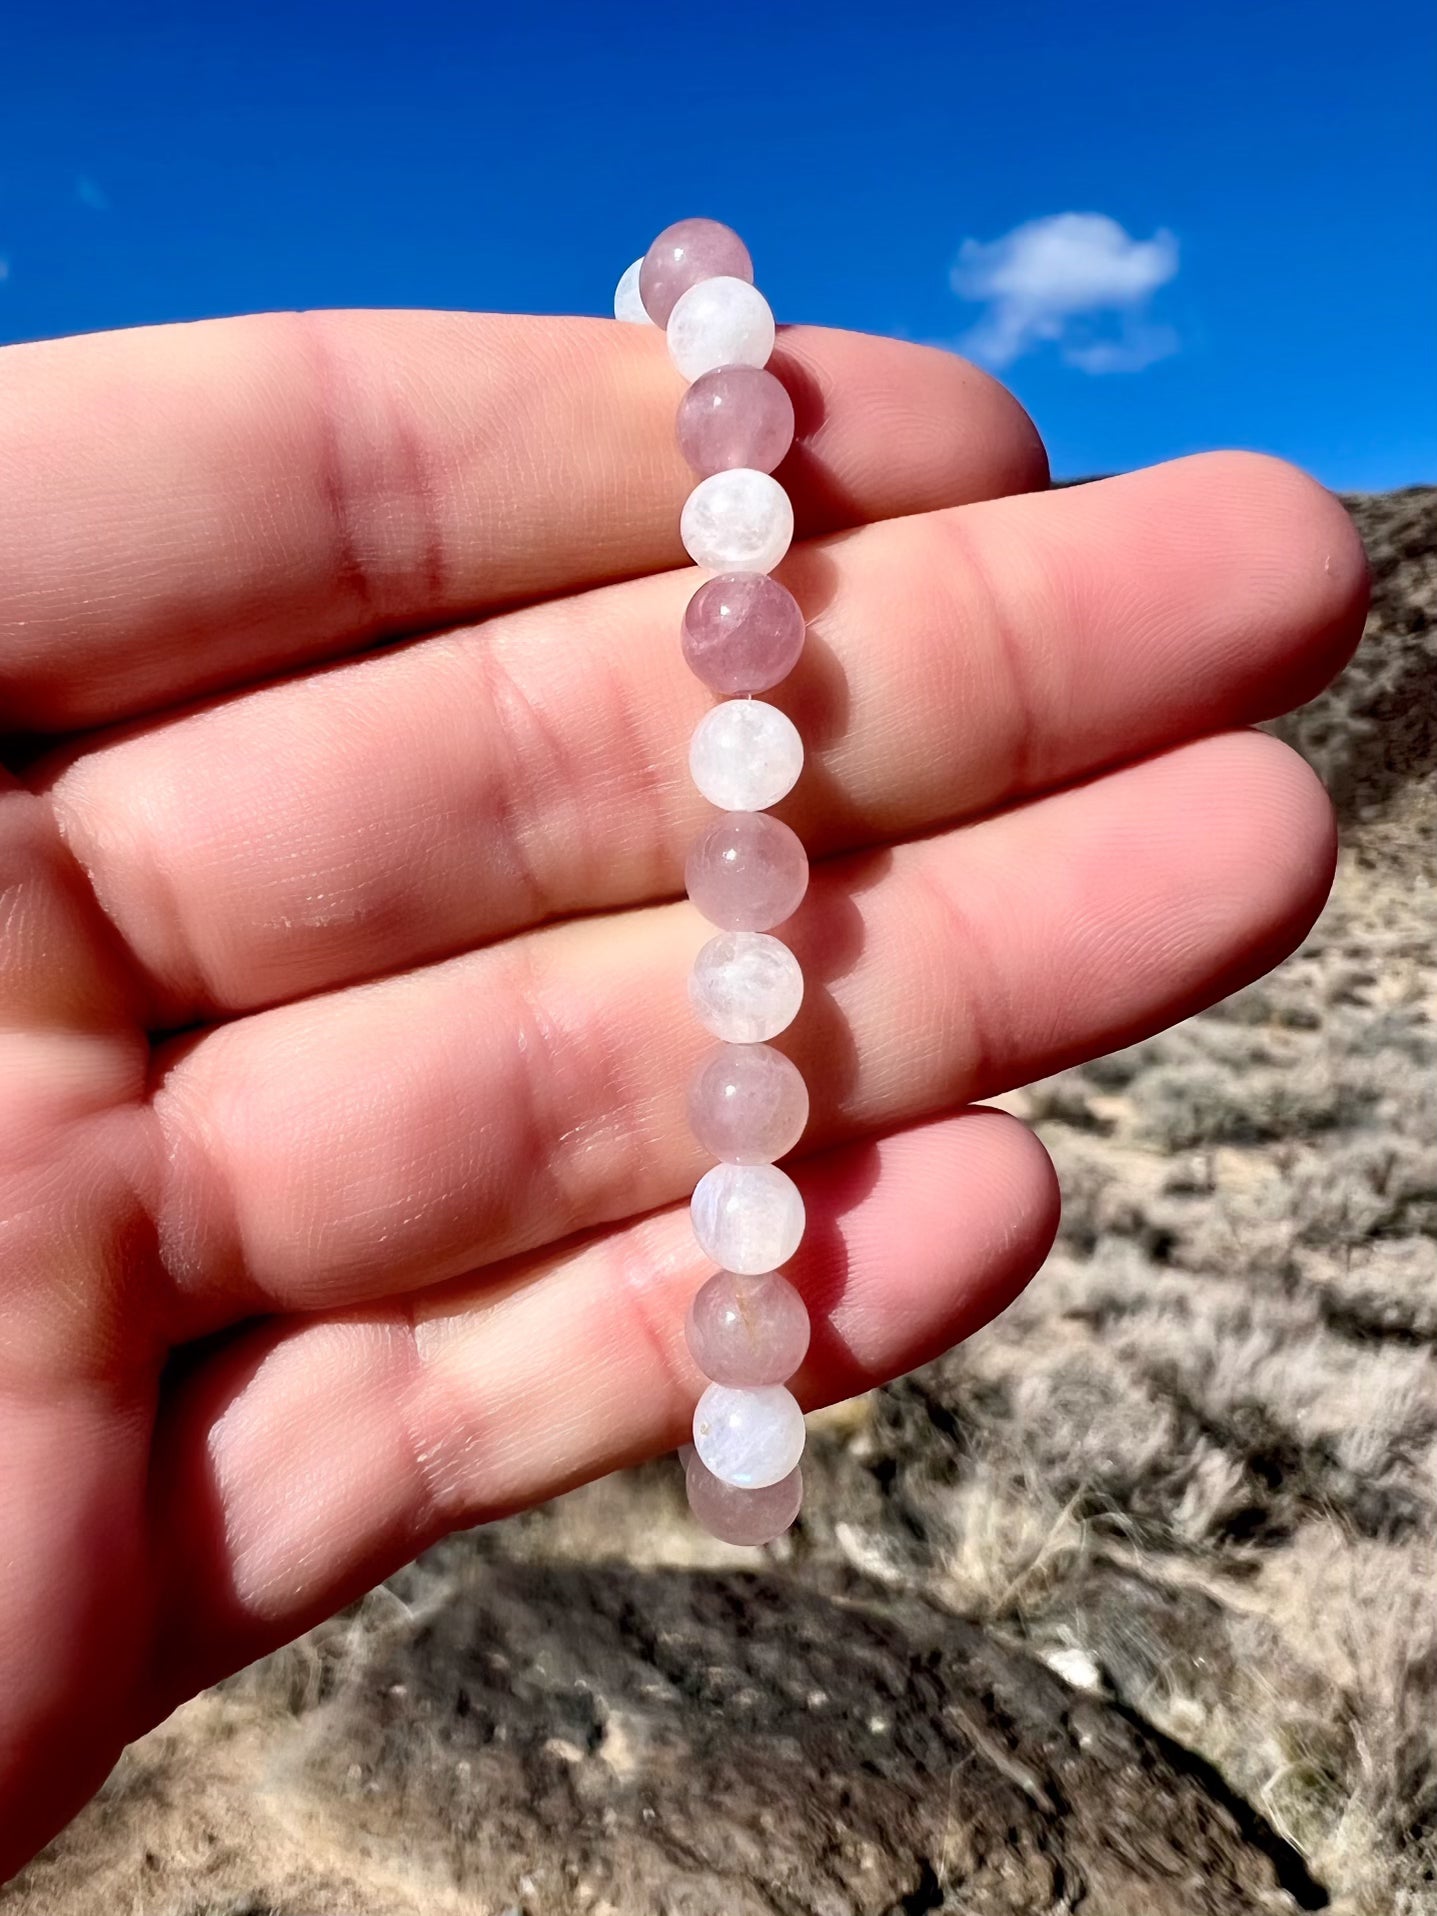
[0,311,1046,733]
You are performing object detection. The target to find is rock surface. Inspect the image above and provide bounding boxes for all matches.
[7,489,1434,1916]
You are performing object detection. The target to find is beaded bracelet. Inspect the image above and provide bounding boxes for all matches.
[616,220,811,1545]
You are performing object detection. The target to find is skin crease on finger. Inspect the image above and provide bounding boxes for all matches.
[0,300,1370,1882]
[36,451,1368,1026]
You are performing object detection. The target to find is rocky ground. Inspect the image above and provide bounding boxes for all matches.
[8,488,1435,1916]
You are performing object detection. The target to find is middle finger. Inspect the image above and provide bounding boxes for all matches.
[42,451,1362,1026]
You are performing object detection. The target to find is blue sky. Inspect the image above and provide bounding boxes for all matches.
[2,0,1433,488]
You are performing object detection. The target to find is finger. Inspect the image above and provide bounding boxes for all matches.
[0,314,1044,732]
[149,731,1333,1333]
[147,1109,1058,1680]
[43,452,1364,1025]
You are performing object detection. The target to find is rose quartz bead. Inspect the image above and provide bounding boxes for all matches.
[682,574,805,696]
[640,218,753,327]
[685,812,808,932]
[677,366,795,477]
[688,1043,808,1163]
[685,1453,803,1546]
[686,1270,811,1386]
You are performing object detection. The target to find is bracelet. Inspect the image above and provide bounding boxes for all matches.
[616,220,810,1545]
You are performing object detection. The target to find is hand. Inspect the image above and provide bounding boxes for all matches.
[0,310,1367,1872]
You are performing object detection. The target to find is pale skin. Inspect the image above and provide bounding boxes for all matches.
[0,309,1368,1874]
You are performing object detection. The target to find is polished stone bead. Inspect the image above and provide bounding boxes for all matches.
[686,1270,811,1385]
[640,218,753,327]
[668,277,776,382]
[682,574,805,696]
[676,365,794,476]
[692,1381,806,1488]
[685,1453,803,1544]
[690,1162,805,1274]
[681,468,792,575]
[689,699,802,812]
[688,931,804,1043]
[613,258,654,326]
[688,1043,809,1164]
[685,812,808,931]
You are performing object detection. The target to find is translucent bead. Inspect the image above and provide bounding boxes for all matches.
[691,1162,805,1274]
[640,218,753,327]
[685,1453,803,1544]
[677,366,794,476]
[667,278,776,382]
[682,574,805,695]
[613,258,654,326]
[689,699,802,813]
[688,1043,809,1163]
[689,931,804,1043]
[681,469,792,576]
[686,1270,811,1385]
[692,1381,806,1489]
[685,812,808,931]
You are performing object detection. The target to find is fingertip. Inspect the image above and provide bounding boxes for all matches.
[1179,451,1371,710]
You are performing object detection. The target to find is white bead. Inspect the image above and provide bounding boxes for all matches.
[681,469,793,575]
[691,1162,805,1274]
[613,258,654,325]
[667,276,775,380]
[689,931,804,1043]
[689,699,803,812]
[693,1382,806,1489]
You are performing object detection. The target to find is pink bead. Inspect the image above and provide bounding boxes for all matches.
[640,219,754,327]
[676,366,795,477]
[685,813,809,932]
[682,575,806,695]
[686,1270,811,1386]
[688,1042,808,1164]
[685,1454,803,1546]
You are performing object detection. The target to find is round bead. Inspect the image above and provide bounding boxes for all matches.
[689,699,802,813]
[640,218,753,327]
[686,1270,811,1385]
[688,1043,809,1164]
[685,812,808,931]
[613,258,654,326]
[691,1162,805,1274]
[692,1381,806,1489]
[689,931,804,1043]
[677,366,795,476]
[667,277,776,382]
[681,469,793,576]
[682,575,805,695]
[685,1454,803,1544]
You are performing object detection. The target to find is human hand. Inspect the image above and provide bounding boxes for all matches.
[0,310,1367,1872]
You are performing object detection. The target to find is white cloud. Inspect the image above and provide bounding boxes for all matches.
[951,213,1179,373]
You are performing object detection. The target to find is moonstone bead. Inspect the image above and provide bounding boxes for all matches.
[677,366,795,476]
[688,1043,809,1163]
[682,574,805,695]
[612,258,653,325]
[685,1453,803,1544]
[685,812,808,931]
[693,1381,806,1489]
[686,1270,811,1385]
[689,699,802,812]
[668,277,776,382]
[640,218,753,327]
[689,931,804,1042]
[691,1162,805,1274]
[681,469,792,575]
